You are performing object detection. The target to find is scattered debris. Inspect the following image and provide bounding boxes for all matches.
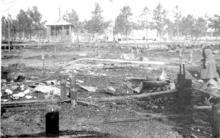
[139,56,149,61]
[158,69,168,81]
[5,89,13,95]
[107,86,116,92]
[23,89,31,94]
[2,45,217,137]
[126,81,143,93]
[34,85,61,96]
[78,85,97,93]
[14,75,26,82]
[12,92,25,99]
[2,99,8,102]
[20,84,25,91]
[45,80,58,85]
[78,52,88,57]
[25,95,33,99]
[76,79,84,84]
[120,53,135,60]
[169,82,176,90]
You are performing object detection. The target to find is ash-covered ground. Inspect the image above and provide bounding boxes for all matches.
[1,44,220,138]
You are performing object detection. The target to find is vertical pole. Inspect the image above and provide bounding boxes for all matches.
[69,25,71,42]
[60,78,67,100]
[146,15,148,43]
[179,64,182,75]
[54,27,57,56]
[42,54,45,75]
[183,63,186,79]
[70,77,77,107]
[59,8,61,20]
[211,101,220,138]
[179,48,182,64]
[54,44,57,55]
[7,18,11,52]
[189,50,193,64]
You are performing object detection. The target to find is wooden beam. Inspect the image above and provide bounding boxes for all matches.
[1,89,176,108]
[1,99,99,108]
[193,88,220,98]
[64,58,166,68]
[93,89,176,102]
[193,105,212,110]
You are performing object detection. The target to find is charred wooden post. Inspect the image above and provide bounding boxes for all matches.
[60,77,67,100]
[69,77,77,106]
[211,99,220,138]
[177,64,185,82]
[176,63,193,137]
[176,63,192,111]
[7,16,11,53]
[41,54,45,75]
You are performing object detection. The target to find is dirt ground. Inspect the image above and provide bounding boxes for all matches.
[1,44,220,138]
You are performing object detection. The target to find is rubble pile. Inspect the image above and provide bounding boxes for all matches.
[1,64,62,102]
[1,80,61,102]
[1,60,177,103]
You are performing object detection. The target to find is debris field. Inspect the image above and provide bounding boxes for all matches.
[1,44,220,138]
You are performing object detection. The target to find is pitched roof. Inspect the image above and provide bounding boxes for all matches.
[46,19,72,26]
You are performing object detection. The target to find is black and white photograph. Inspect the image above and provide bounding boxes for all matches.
[1,0,220,137]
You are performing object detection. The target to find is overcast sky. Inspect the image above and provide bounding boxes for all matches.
[1,0,220,23]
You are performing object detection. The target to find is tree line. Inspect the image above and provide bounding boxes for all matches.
[2,3,220,41]
[2,6,46,41]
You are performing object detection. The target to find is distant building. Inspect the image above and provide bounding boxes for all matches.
[46,19,74,42]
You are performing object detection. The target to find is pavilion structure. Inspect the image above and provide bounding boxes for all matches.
[46,19,74,42]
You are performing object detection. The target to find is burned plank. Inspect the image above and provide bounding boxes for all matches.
[93,89,176,102]
[1,99,99,108]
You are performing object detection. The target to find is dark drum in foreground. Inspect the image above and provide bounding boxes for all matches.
[46,111,59,137]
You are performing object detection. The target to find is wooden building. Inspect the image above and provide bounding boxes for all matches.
[46,19,74,42]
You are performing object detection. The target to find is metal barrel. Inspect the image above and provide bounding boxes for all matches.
[212,101,220,138]
[46,111,59,137]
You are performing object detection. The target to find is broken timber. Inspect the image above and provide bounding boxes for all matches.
[65,58,166,66]
[193,88,220,98]
[93,89,176,102]
[1,89,175,108]
[86,58,165,65]
[193,105,212,110]
[1,99,99,108]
